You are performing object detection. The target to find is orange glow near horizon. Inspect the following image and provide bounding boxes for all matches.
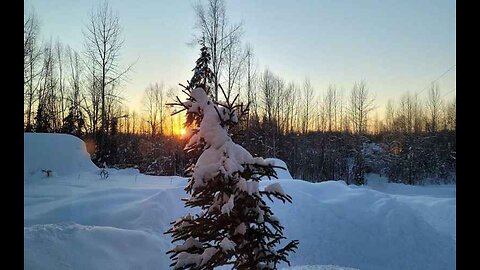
[179,128,186,137]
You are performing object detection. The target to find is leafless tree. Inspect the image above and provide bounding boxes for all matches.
[243,45,258,127]
[83,0,133,136]
[224,33,247,99]
[37,41,59,131]
[82,56,101,135]
[63,46,86,135]
[24,9,42,130]
[66,47,84,112]
[445,97,456,131]
[349,81,375,135]
[302,78,314,133]
[411,94,423,133]
[337,88,347,132]
[55,40,67,122]
[166,87,182,136]
[258,69,273,123]
[372,112,382,135]
[426,83,442,133]
[384,99,395,132]
[130,110,138,134]
[193,0,243,100]
[324,85,339,132]
[284,82,297,133]
[315,94,324,132]
[143,83,166,136]
[273,76,286,133]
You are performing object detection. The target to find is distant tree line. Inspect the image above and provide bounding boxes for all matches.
[24,0,455,184]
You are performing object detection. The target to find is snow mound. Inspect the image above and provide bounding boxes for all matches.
[268,180,455,270]
[24,133,98,180]
[264,158,293,179]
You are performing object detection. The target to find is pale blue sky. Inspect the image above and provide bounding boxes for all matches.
[24,0,456,115]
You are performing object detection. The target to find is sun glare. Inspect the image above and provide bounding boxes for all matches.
[179,128,186,137]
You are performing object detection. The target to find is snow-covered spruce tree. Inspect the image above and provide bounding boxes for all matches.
[165,45,298,269]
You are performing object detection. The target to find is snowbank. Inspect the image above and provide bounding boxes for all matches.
[24,133,98,180]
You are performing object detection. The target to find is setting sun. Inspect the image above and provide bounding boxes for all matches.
[179,128,186,136]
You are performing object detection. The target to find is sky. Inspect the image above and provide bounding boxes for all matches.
[24,0,456,116]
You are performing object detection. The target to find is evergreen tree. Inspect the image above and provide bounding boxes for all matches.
[165,45,298,269]
[61,103,85,137]
[34,105,52,133]
[61,106,76,134]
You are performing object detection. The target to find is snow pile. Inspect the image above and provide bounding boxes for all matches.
[24,133,98,180]
[24,133,455,270]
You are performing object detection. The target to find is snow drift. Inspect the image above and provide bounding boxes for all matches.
[24,133,455,270]
[24,133,98,180]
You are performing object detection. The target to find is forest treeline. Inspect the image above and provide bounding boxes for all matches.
[24,0,455,185]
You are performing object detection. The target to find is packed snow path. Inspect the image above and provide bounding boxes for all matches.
[24,134,455,270]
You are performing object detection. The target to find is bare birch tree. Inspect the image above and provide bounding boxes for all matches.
[193,0,242,100]
[302,78,314,133]
[426,83,442,133]
[24,9,42,130]
[83,2,130,127]
[143,83,166,136]
[83,0,133,160]
[349,81,375,135]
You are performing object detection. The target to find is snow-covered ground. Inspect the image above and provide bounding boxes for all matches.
[24,134,455,270]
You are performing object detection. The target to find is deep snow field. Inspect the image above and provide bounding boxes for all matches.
[24,133,456,270]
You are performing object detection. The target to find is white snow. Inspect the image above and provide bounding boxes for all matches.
[220,194,235,215]
[185,87,276,193]
[24,222,168,270]
[264,182,287,196]
[174,237,202,252]
[175,252,201,269]
[24,133,98,180]
[236,177,247,192]
[264,158,293,179]
[219,237,236,252]
[234,222,247,235]
[200,247,217,266]
[24,133,456,270]
[246,180,260,195]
